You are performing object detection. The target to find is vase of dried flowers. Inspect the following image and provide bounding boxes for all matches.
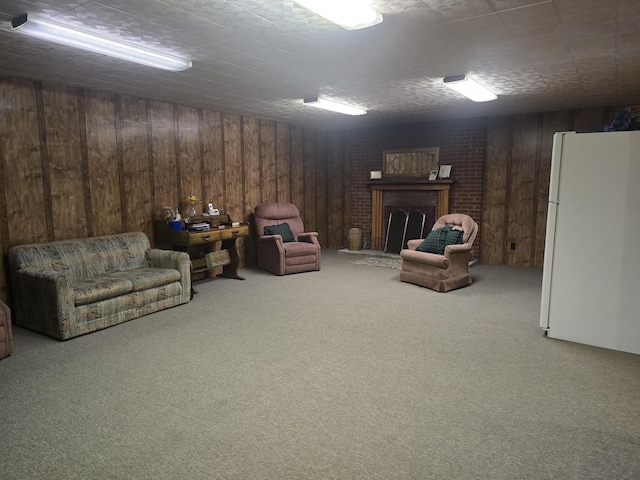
[186,195,198,219]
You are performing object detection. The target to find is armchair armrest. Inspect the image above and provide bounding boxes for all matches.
[297,232,320,246]
[406,239,422,251]
[400,249,449,268]
[444,243,471,262]
[256,235,286,275]
[257,234,285,251]
[445,243,472,255]
[11,267,75,339]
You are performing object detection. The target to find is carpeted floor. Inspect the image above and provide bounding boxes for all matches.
[352,256,402,269]
[1,250,639,479]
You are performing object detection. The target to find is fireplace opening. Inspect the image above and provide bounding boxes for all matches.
[382,192,437,253]
[383,207,436,253]
[368,179,451,251]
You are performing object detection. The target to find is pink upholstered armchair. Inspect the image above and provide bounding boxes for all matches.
[254,202,321,275]
[0,300,13,360]
[400,214,478,292]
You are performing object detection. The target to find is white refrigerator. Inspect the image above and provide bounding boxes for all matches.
[540,130,640,355]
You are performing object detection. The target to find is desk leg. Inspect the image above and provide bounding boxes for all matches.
[221,238,245,280]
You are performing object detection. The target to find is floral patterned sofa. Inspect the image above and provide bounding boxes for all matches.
[8,232,191,341]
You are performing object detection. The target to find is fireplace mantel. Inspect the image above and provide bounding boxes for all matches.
[368,180,453,250]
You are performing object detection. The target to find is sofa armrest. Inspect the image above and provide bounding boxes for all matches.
[400,249,449,268]
[146,249,191,302]
[297,232,320,246]
[11,267,75,339]
[147,248,190,270]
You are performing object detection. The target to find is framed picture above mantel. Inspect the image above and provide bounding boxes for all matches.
[383,147,439,178]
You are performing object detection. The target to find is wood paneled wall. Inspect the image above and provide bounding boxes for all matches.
[481,106,620,267]
[0,74,626,302]
[0,76,349,302]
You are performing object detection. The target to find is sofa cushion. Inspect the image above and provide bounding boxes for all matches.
[263,222,295,242]
[8,232,151,280]
[107,267,181,292]
[73,276,133,306]
[416,225,464,255]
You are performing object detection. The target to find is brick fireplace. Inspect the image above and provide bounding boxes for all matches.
[369,180,453,250]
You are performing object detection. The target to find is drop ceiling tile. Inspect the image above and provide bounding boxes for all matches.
[497,0,556,26]
[426,0,494,21]
[615,32,640,58]
[189,42,244,61]
[0,0,636,129]
[423,0,473,7]
[436,11,504,35]
[148,6,231,47]
[379,0,437,16]
[0,0,87,17]
[617,0,640,34]
[92,0,170,17]
[513,32,570,60]
[487,0,551,12]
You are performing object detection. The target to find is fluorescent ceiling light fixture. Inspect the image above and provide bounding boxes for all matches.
[11,14,192,71]
[303,97,367,116]
[292,0,382,30]
[443,75,497,102]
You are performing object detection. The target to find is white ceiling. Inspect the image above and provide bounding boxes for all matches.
[0,0,638,129]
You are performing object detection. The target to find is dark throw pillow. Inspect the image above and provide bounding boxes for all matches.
[416,225,464,255]
[263,222,295,242]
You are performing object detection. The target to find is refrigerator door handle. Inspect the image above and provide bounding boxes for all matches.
[540,200,558,329]
[540,132,572,331]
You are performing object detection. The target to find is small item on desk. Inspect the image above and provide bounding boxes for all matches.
[188,222,210,232]
[208,203,220,216]
[231,221,240,227]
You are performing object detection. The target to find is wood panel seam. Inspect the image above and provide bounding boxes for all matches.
[145,99,156,223]
[503,116,514,265]
[173,103,181,202]
[34,81,54,240]
[530,113,543,265]
[114,95,126,232]
[76,87,94,237]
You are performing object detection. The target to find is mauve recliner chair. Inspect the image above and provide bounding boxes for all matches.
[254,202,321,275]
[0,300,13,360]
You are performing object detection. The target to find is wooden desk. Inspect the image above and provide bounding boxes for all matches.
[153,214,249,281]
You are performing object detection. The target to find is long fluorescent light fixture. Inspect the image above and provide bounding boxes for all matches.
[293,0,382,30]
[443,75,497,102]
[303,97,367,116]
[11,14,192,72]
